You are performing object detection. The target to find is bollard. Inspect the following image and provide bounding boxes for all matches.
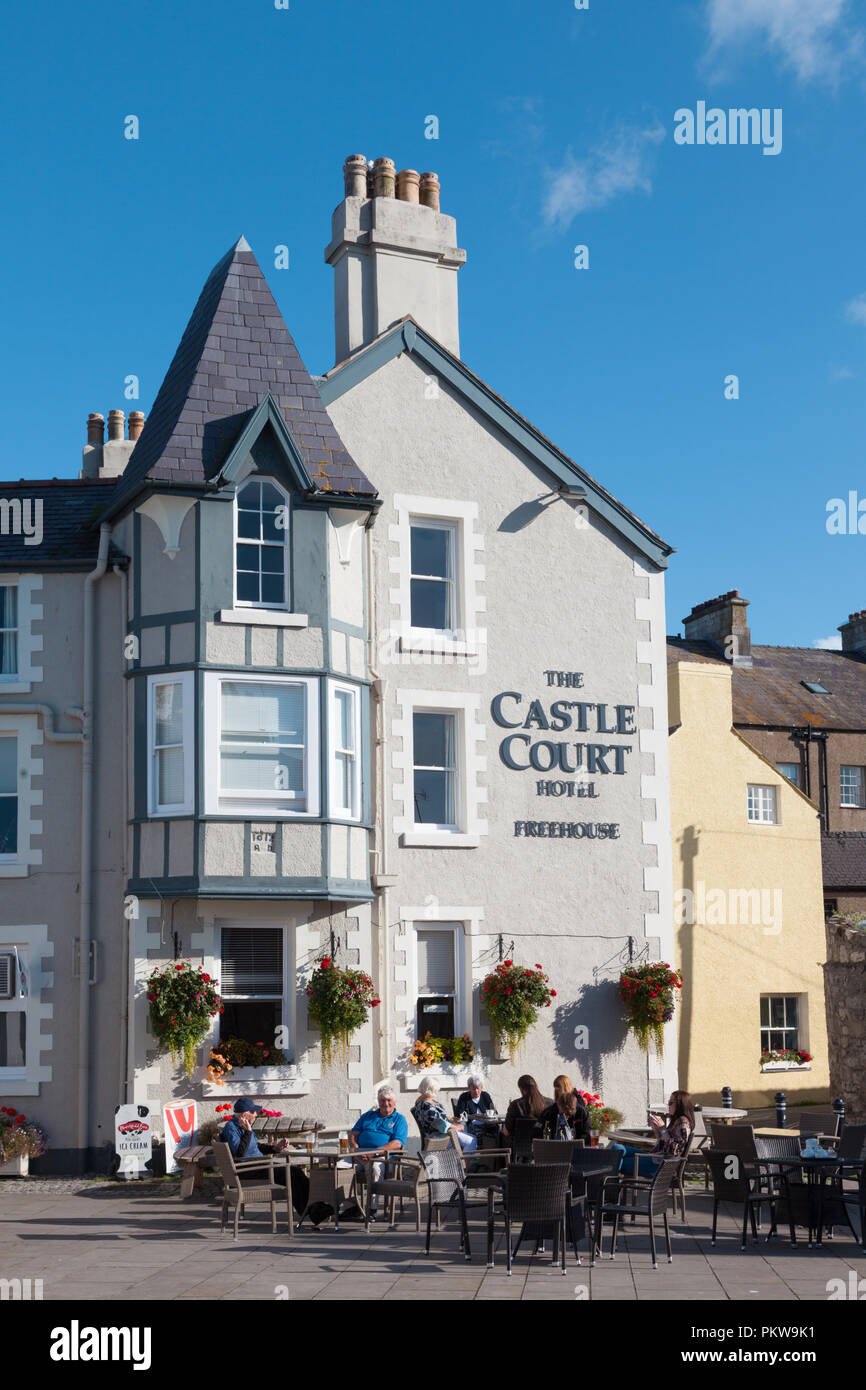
[775,1091,787,1129]
[833,1097,845,1135]
[721,1087,732,1110]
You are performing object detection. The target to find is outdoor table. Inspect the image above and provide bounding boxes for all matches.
[750,1155,844,1249]
[287,1142,389,1229]
[481,1164,610,1267]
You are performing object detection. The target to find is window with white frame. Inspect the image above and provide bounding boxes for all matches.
[204,672,319,817]
[840,765,866,808]
[0,585,17,679]
[235,478,290,610]
[410,521,458,632]
[147,673,194,815]
[760,995,801,1053]
[747,784,778,824]
[0,946,26,1073]
[414,924,461,1040]
[775,762,800,788]
[329,681,361,821]
[219,925,285,1052]
[0,736,18,856]
[413,711,458,828]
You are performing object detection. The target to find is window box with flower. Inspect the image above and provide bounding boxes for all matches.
[760,1048,812,1072]
[0,1106,47,1176]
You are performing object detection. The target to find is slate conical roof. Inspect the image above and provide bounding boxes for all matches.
[109,238,376,514]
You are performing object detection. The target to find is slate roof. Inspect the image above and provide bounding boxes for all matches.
[0,480,122,571]
[107,238,376,518]
[667,638,866,731]
[822,833,866,889]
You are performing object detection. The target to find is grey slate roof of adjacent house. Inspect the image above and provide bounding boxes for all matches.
[106,238,376,519]
[822,833,866,889]
[0,480,122,571]
[667,638,866,731]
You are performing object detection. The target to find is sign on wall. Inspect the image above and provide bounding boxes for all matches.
[114,1103,153,1179]
[163,1101,197,1174]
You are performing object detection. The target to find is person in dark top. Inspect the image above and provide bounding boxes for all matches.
[219,1097,312,1217]
[502,1075,552,1141]
[454,1075,495,1117]
[540,1089,591,1144]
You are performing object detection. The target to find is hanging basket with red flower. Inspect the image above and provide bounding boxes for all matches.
[146,961,223,1077]
[480,960,555,1058]
[306,956,380,1067]
[619,962,682,1055]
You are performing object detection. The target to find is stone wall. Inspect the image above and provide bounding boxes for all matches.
[824,922,866,1123]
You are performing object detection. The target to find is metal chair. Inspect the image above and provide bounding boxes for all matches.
[212,1140,293,1239]
[819,1155,866,1250]
[592,1158,679,1268]
[420,1146,499,1261]
[706,1150,792,1250]
[499,1162,572,1276]
[709,1122,757,1161]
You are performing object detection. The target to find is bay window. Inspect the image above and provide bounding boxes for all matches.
[329,681,361,821]
[146,673,194,815]
[203,672,319,817]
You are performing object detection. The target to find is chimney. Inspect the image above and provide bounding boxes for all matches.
[682,590,752,668]
[325,153,466,364]
[839,610,866,656]
[80,409,145,479]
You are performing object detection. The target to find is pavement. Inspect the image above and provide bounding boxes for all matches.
[0,1177,863,1302]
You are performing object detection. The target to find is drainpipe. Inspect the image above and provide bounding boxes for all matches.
[365,519,392,1081]
[113,564,131,1104]
[0,705,83,743]
[77,524,111,1170]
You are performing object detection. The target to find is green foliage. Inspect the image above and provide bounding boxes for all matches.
[408,1033,475,1067]
[481,960,554,1058]
[216,1037,288,1069]
[306,957,380,1067]
[619,962,682,1055]
[147,961,222,1076]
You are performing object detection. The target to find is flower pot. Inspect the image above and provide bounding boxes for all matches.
[0,1153,29,1177]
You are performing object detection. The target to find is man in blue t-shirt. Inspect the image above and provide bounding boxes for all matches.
[349,1086,408,1153]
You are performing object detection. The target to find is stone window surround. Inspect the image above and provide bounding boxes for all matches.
[0,574,44,695]
[0,714,43,879]
[389,494,486,657]
[391,689,487,848]
[0,924,53,1097]
[394,905,486,1068]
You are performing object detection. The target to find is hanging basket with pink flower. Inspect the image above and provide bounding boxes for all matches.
[306,956,380,1067]
[480,960,555,1058]
[619,962,682,1055]
[147,961,223,1077]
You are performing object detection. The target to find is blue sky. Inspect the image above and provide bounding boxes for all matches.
[2,0,865,647]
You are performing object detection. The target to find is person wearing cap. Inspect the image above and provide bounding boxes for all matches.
[219,1097,311,1216]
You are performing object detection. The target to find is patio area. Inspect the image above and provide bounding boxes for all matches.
[1,1178,862,1302]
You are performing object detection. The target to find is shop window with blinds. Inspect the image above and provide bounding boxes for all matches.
[0,947,26,1074]
[760,994,801,1053]
[0,585,17,680]
[147,673,193,815]
[414,926,460,1040]
[219,926,285,1050]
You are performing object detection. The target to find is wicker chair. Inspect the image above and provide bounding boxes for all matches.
[706,1149,792,1250]
[797,1110,840,1140]
[532,1139,584,1165]
[510,1117,543,1163]
[709,1122,757,1161]
[212,1140,293,1240]
[355,1153,424,1231]
[833,1123,866,1167]
[592,1158,679,1268]
[819,1155,866,1249]
[499,1163,572,1276]
[420,1146,500,1261]
[755,1135,801,1159]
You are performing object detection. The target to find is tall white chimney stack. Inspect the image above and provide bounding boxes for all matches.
[325,154,466,364]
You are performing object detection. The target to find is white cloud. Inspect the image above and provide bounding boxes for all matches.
[845,293,866,326]
[704,0,862,84]
[543,123,665,228]
[813,634,842,650]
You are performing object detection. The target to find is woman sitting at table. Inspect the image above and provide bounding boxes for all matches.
[412,1077,478,1151]
[541,1088,591,1144]
[609,1090,695,1179]
[502,1075,551,1141]
[454,1074,495,1118]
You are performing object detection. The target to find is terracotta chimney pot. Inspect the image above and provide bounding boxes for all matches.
[419,172,441,210]
[107,409,125,441]
[86,413,105,445]
[128,411,146,441]
[397,169,420,203]
[373,157,396,198]
[343,154,368,198]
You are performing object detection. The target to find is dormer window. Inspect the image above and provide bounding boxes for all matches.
[235,479,290,610]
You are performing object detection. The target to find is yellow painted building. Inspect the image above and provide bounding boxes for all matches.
[667,647,830,1108]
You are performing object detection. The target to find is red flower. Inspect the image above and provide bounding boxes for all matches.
[174,963,184,970]
[504,959,513,967]
[550,990,557,997]
[535,964,542,969]
[505,988,512,995]
[321,957,331,970]
[202,973,211,982]
[15,1114,25,1124]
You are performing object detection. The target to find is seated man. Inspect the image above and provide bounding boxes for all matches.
[454,1074,495,1118]
[219,1097,310,1217]
[349,1085,409,1215]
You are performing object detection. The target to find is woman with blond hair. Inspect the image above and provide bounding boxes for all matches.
[541,1075,591,1143]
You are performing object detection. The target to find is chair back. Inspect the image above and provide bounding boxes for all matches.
[706,1149,752,1201]
[755,1135,800,1160]
[211,1141,241,1195]
[710,1122,757,1160]
[451,1098,463,1118]
[504,1163,570,1223]
[532,1139,583,1165]
[837,1123,866,1163]
[420,1147,466,1205]
[797,1110,840,1139]
[422,1134,453,1153]
[511,1117,542,1162]
[692,1109,707,1140]
[570,1147,621,1176]
[647,1158,681,1215]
